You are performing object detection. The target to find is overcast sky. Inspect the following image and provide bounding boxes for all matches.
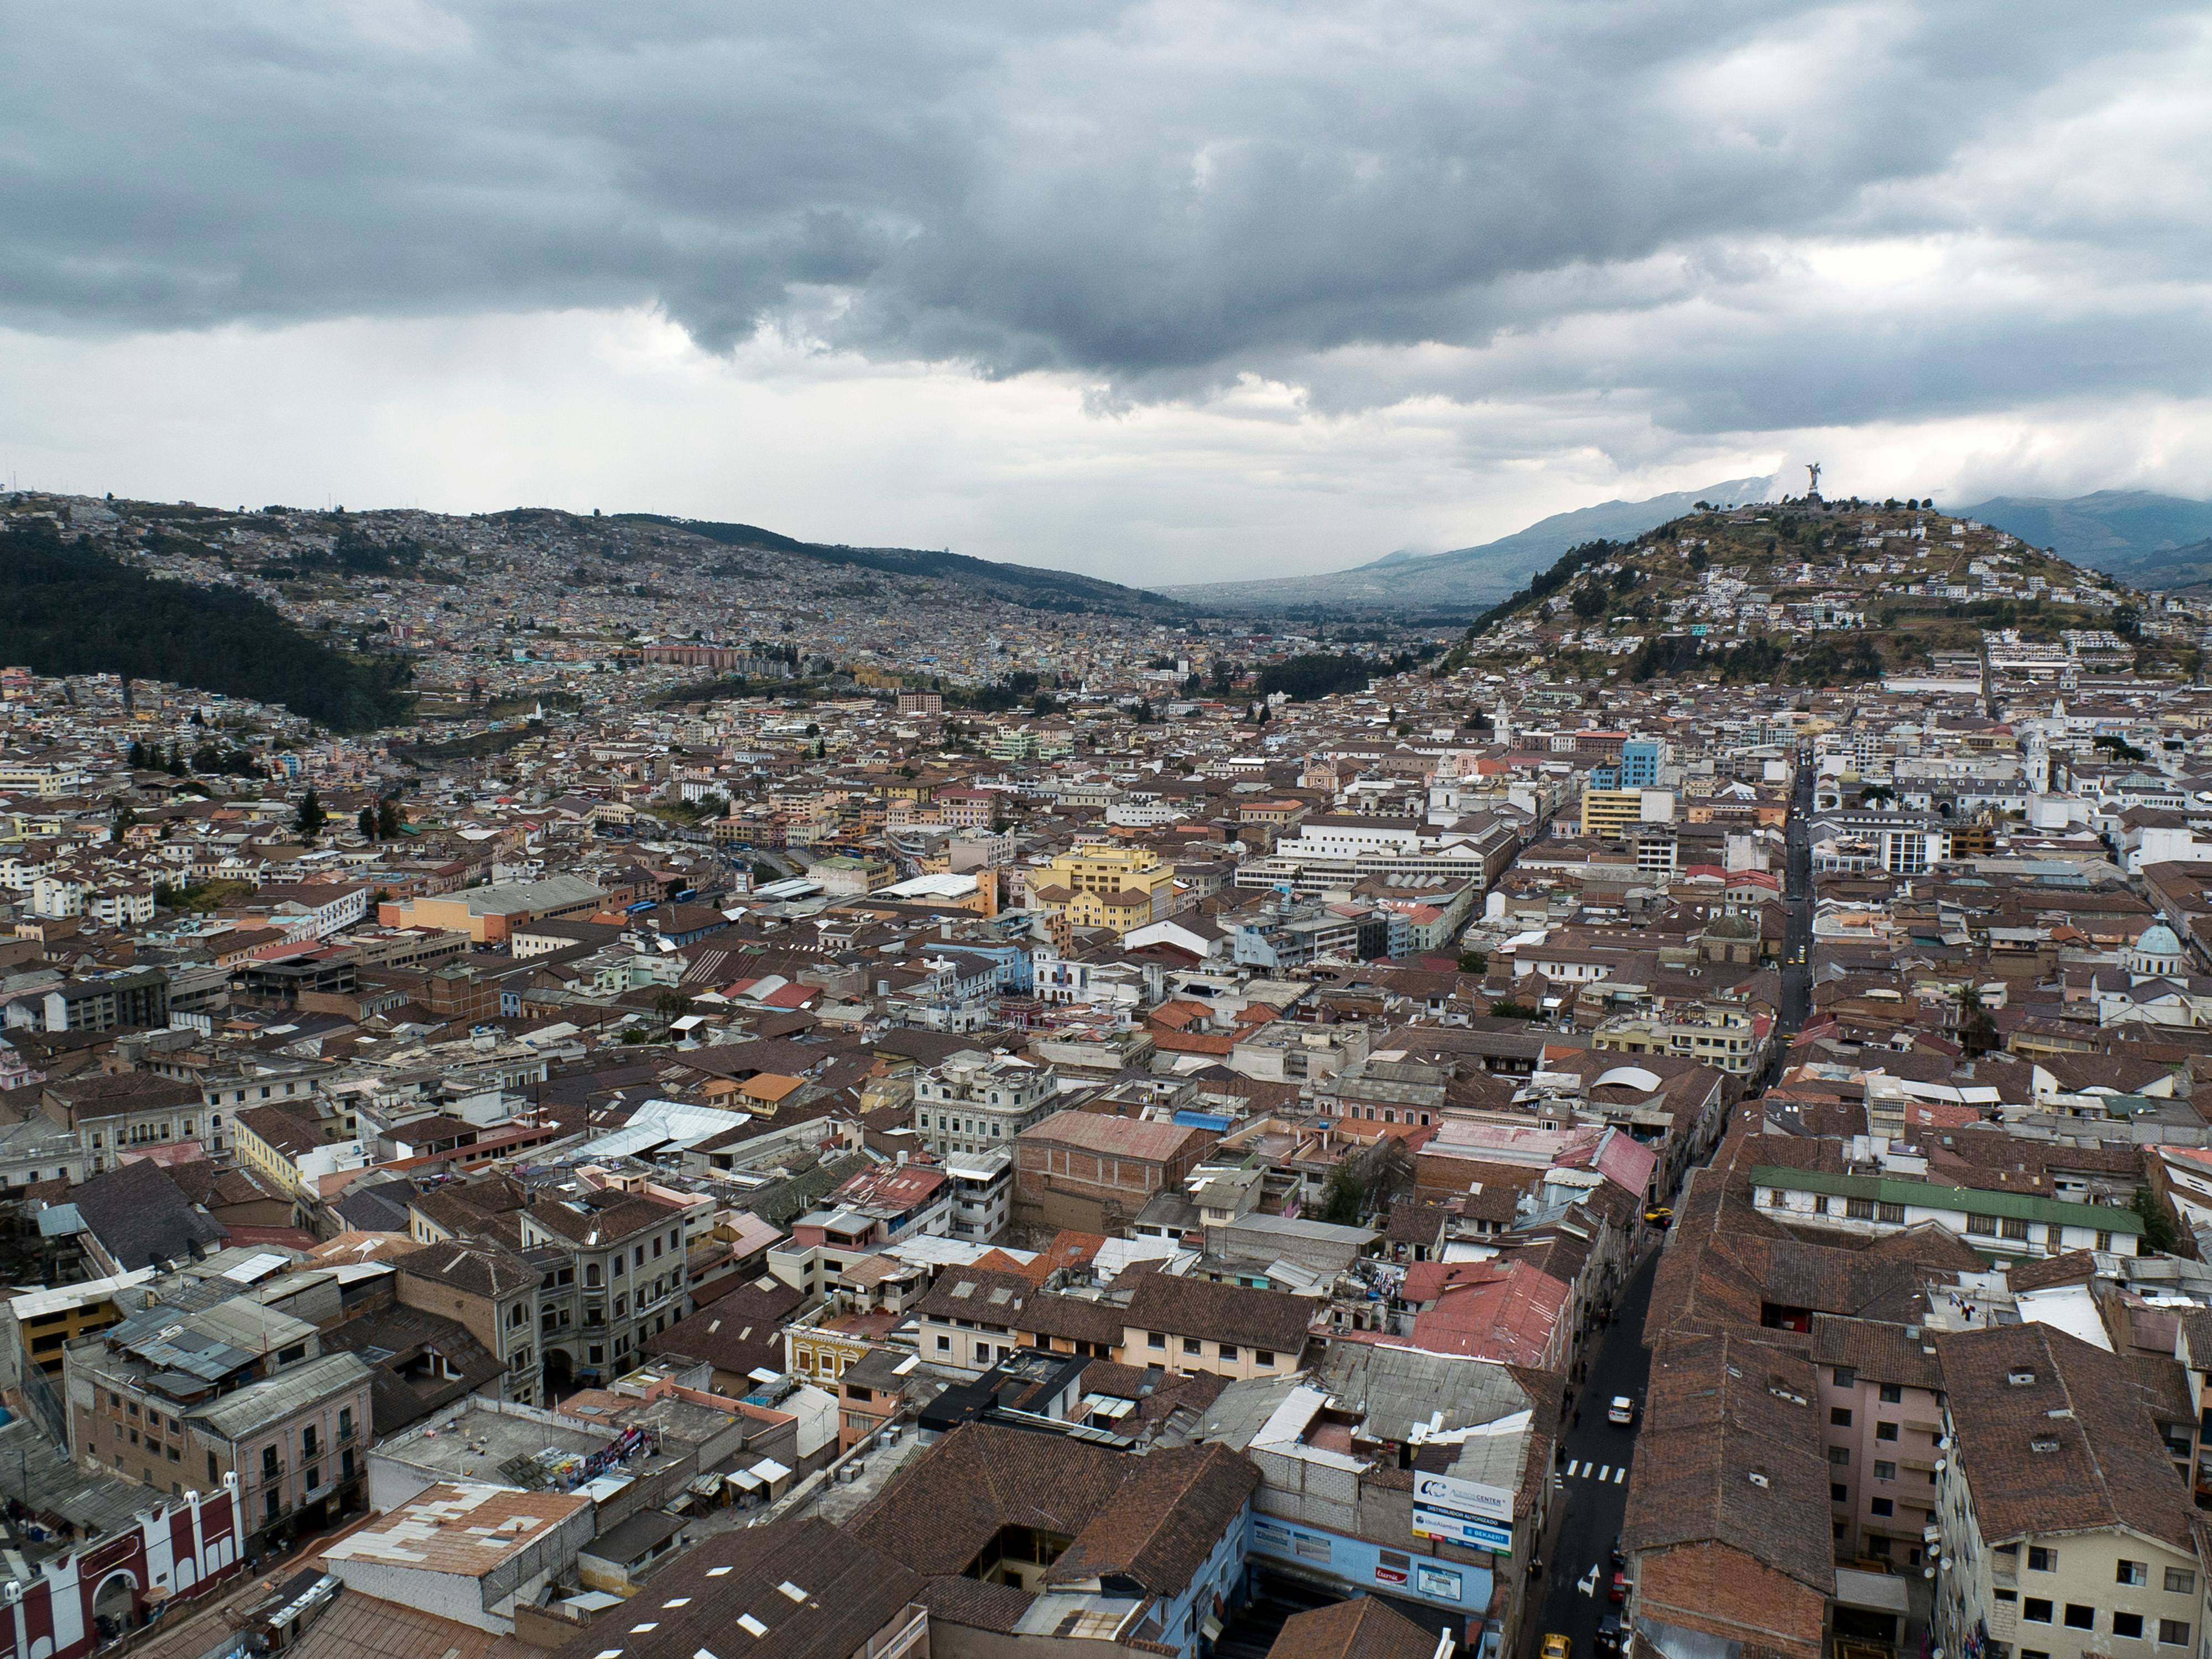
[3,2,2209,586]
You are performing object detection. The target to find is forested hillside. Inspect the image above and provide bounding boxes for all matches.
[0,518,414,731]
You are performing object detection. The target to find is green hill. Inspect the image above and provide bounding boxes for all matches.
[0,517,414,731]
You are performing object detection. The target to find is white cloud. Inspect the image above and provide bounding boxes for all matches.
[2,1,2208,578]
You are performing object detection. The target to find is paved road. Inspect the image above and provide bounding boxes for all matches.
[1526,1251,1661,1659]
[1768,758,1815,1084]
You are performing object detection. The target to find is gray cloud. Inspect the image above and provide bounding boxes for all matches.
[3,0,2208,450]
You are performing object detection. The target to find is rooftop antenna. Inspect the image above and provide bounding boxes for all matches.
[1806,462,1822,498]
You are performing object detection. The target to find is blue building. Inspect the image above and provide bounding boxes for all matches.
[1620,739,1663,788]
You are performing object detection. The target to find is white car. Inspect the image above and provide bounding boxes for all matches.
[1608,1395,1636,1425]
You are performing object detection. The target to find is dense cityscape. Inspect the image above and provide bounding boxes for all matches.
[4,474,2212,1659]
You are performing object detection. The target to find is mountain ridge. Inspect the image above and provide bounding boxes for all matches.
[1165,474,1778,611]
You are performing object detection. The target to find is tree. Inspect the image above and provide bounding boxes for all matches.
[127,739,147,768]
[1956,983,1998,1057]
[111,801,137,840]
[357,805,378,841]
[294,788,327,841]
[1318,1161,1368,1226]
[163,744,186,777]
[1490,998,1539,1020]
[1457,950,1488,974]
[378,796,404,838]
[2133,1185,2182,1255]
[653,988,695,1031]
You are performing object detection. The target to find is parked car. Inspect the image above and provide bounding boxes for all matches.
[1597,1615,1625,1652]
[1608,1395,1636,1425]
[1544,1635,1572,1659]
[1609,1571,1629,1604]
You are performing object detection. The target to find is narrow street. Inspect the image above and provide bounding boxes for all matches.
[1525,1251,1660,1659]
[1770,755,1814,1083]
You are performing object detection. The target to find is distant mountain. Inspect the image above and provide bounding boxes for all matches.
[1959,490,2212,588]
[1165,475,1778,611]
[0,517,413,732]
[612,512,1183,617]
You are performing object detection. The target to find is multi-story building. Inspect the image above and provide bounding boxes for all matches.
[1936,1324,2210,1659]
[410,1179,692,1395]
[64,1296,373,1549]
[1027,844,1178,935]
[1810,1314,1947,1563]
[910,1050,1060,1158]
[1580,787,1673,841]
[944,1149,1013,1241]
[1013,1110,1215,1234]
[1749,1167,2142,1260]
[390,1240,546,1407]
[1592,1003,1765,1075]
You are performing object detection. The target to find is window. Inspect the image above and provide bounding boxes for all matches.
[1876,1421,1899,1442]
[1845,1197,1876,1220]
[1870,1499,1893,1517]
[303,1464,320,1493]
[208,1452,218,1482]
[1256,1351,1276,1368]
[2030,1547,2058,1572]
[1829,1446,1850,1466]
[975,1342,990,1363]
[1219,1344,1239,1361]
[301,1426,318,1457]
[1768,1189,1790,1208]
[1831,1483,1848,1504]
[1879,1383,1902,1404]
[1148,1332,1166,1350]
[2119,1562,2149,1587]
[2021,1651,2049,1659]
[1183,1338,1202,1355]
[1833,1366,1856,1388]
[2159,1622,2190,1647]
[1968,1214,1998,1235]
[1832,1407,1854,1427]
[937,1334,951,1353]
[2064,1606,2095,1631]
[2024,1601,2053,1624]
[338,1407,354,1441]
[2002,1217,2031,1241]
[1874,1460,1897,1481]
[2114,1615,2146,1641]
[2164,1568,2195,1595]
[1877,1203,1906,1224]
[2098,1230,2115,1251]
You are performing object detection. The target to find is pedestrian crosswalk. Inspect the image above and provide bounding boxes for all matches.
[1563,1459,1630,1484]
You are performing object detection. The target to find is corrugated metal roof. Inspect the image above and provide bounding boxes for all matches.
[188,1351,373,1438]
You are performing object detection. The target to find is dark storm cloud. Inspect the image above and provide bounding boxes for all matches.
[2,1,2204,434]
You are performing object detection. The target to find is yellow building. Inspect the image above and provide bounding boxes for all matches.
[11,1271,155,1377]
[1580,788,1648,841]
[1030,846,1176,936]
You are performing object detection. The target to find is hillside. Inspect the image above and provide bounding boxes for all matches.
[1164,475,1776,612]
[0,516,415,731]
[1449,497,2148,686]
[1960,489,2212,588]
[613,513,1183,617]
